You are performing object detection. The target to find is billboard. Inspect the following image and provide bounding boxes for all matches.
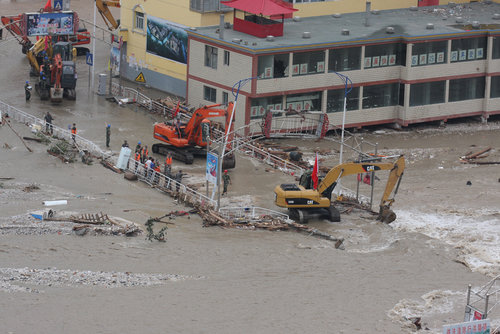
[110,46,120,76]
[442,319,490,334]
[146,16,188,64]
[26,12,74,36]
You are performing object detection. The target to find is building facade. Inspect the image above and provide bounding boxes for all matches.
[117,0,485,97]
[187,2,500,132]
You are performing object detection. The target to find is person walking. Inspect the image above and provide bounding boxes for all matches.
[144,157,152,177]
[135,141,142,153]
[222,169,231,195]
[105,124,111,148]
[141,145,148,164]
[71,123,77,142]
[175,170,183,192]
[44,112,54,135]
[24,81,31,101]
[164,153,172,176]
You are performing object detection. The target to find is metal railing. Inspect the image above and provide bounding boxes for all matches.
[0,100,215,208]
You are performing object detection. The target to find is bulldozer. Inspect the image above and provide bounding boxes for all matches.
[36,41,77,102]
[152,103,236,169]
[274,155,405,224]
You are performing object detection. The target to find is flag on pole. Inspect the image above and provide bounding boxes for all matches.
[312,153,319,190]
[43,0,52,12]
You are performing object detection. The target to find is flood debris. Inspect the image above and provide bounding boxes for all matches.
[23,183,39,192]
[460,147,500,164]
[4,118,32,152]
[44,212,142,237]
[196,205,344,249]
[145,217,168,242]
[47,139,76,163]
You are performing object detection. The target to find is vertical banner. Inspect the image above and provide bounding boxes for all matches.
[206,152,218,185]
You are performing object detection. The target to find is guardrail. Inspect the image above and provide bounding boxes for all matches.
[0,100,215,208]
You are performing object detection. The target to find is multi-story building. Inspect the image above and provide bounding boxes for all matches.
[187,1,500,131]
[117,0,482,97]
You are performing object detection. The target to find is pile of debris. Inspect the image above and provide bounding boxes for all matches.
[44,212,142,237]
[47,139,77,163]
[195,203,344,249]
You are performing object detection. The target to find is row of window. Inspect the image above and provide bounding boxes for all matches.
[197,36,497,80]
[201,76,500,119]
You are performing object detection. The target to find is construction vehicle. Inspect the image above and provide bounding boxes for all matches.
[36,41,77,102]
[152,103,236,169]
[26,36,53,76]
[96,0,121,30]
[274,155,405,224]
[1,11,90,55]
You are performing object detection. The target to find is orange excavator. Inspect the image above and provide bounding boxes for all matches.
[152,103,236,169]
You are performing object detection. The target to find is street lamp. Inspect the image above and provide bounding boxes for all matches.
[215,76,256,210]
[332,71,352,165]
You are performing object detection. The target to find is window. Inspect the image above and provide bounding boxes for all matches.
[451,37,486,63]
[491,76,500,98]
[493,37,500,59]
[286,92,322,111]
[204,45,218,69]
[224,50,230,66]
[409,81,445,106]
[411,41,447,67]
[134,11,144,30]
[250,96,284,119]
[364,43,406,68]
[449,77,485,102]
[204,86,216,103]
[329,47,361,72]
[222,91,229,105]
[258,54,289,79]
[399,84,405,107]
[362,83,399,109]
[327,87,360,112]
[292,50,325,76]
[190,0,232,13]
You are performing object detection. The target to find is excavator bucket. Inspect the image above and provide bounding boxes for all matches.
[377,206,397,224]
[50,87,63,103]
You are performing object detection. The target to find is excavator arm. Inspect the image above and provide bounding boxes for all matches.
[184,103,230,144]
[96,0,121,30]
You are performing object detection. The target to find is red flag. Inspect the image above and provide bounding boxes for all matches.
[43,0,52,12]
[312,153,319,190]
[172,101,180,118]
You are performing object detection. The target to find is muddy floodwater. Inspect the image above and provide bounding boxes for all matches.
[1,1,500,333]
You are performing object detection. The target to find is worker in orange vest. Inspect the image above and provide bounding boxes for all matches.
[134,151,141,172]
[141,145,148,163]
[154,164,161,184]
[164,152,172,176]
[71,123,77,142]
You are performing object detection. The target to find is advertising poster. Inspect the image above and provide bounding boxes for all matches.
[146,16,188,64]
[26,12,74,36]
[110,46,120,76]
[206,152,218,185]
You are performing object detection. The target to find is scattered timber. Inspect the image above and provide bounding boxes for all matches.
[460,147,500,164]
[44,211,142,236]
[4,119,32,152]
[23,136,43,143]
[101,159,123,174]
[0,177,14,180]
[197,206,344,248]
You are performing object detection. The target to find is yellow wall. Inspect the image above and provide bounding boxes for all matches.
[120,0,235,83]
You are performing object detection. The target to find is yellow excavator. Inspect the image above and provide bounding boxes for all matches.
[96,0,121,30]
[274,155,405,224]
[26,36,53,76]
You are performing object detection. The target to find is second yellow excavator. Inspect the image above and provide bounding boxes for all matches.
[274,155,405,224]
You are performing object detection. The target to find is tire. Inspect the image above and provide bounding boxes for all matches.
[328,205,341,222]
[297,210,308,224]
